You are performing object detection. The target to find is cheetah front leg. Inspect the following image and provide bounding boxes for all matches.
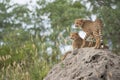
[93,31,101,49]
[96,37,101,49]
[94,36,101,49]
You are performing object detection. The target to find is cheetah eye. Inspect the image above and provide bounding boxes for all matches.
[81,20,84,23]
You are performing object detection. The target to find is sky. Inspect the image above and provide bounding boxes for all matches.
[11,0,36,5]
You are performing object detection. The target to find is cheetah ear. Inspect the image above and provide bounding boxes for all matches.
[75,32,78,35]
[81,19,84,22]
[75,19,80,21]
[77,19,84,23]
[75,19,84,24]
[77,19,82,21]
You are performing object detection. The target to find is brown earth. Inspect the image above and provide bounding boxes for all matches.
[44,48,120,80]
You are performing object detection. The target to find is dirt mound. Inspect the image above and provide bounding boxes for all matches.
[44,48,120,80]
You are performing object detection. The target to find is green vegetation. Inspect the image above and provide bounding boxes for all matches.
[0,0,120,80]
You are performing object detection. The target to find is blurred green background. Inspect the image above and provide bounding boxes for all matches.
[0,0,120,80]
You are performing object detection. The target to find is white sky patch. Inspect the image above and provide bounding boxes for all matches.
[91,14,96,21]
[11,0,29,4]
[111,5,117,9]
[60,45,72,54]
[11,0,35,5]
[78,31,86,39]
[11,0,54,5]
[47,47,52,54]
[10,0,37,11]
